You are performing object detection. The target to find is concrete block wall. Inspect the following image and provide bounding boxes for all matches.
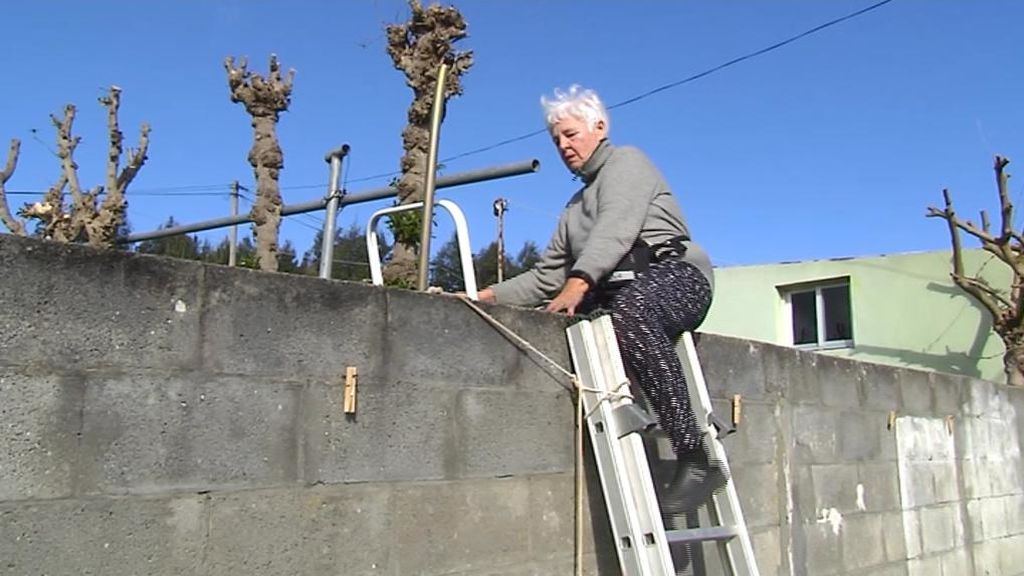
[0,234,618,575]
[4,233,1024,575]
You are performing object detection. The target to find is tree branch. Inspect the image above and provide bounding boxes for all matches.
[0,138,26,235]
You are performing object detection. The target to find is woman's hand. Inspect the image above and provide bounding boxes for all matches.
[545,277,589,316]
[477,287,497,303]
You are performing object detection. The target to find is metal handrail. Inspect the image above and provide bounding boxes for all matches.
[121,159,540,244]
[366,199,478,300]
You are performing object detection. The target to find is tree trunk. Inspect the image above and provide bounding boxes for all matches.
[1005,343,1024,387]
[248,115,283,272]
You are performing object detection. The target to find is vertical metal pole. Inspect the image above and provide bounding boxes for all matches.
[416,62,449,292]
[319,144,351,280]
[493,197,507,283]
[228,181,239,267]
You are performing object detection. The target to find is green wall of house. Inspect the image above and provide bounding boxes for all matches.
[700,249,1009,383]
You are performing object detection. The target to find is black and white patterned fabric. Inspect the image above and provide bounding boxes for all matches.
[608,259,712,456]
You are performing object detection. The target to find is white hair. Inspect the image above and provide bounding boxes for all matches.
[540,84,610,134]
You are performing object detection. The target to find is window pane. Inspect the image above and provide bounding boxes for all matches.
[791,290,818,345]
[822,284,852,341]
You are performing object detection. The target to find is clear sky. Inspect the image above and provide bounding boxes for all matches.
[2,1,1022,268]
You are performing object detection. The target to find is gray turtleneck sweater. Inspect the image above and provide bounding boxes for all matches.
[490,140,713,307]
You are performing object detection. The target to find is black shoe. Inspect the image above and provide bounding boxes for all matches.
[660,448,728,515]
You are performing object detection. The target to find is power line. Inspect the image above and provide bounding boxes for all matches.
[440,0,896,164]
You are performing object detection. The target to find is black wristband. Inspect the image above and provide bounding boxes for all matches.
[567,270,596,289]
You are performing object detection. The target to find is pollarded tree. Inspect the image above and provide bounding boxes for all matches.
[0,87,150,246]
[928,156,1024,386]
[383,0,473,286]
[225,54,294,272]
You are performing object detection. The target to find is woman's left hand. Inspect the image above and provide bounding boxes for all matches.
[545,277,590,316]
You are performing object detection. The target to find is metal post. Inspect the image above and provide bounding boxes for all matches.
[493,197,508,282]
[416,62,449,292]
[229,181,240,267]
[319,144,351,279]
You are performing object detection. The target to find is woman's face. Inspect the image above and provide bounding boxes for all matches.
[551,115,606,172]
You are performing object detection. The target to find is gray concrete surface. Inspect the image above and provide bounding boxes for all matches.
[4,233,1024,575]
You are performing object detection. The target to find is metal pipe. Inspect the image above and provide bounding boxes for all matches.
[228,181,239,266]
[319,144,351,279]
[416,63,449,292]
[122,158,540,243]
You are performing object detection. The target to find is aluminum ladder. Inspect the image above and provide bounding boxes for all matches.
[565,314,759,575]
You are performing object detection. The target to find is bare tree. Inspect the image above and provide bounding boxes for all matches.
[1,87,149,246]
[383,0,473,286]
[928,156,1024,385]
[0,139,25,235]
[225,54,294,272]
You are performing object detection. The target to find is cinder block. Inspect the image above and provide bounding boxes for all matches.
[76,372,301,495]
[383,290,571,392]
[793,406,838,464]
[302,378,457,484]
[750,527,782,576]
[904,509,922,559]
[197,266,390,382]
[721,401,778,465]
[526,473,575,562]
[842,513,886,571]
[792,464,818,524]
[982,496,1009,539]
[999,533,1024,574]
[920,504,961,555]
[972,540,1001,575]
[907,554,942,576]
[762,344,819,404]
[203,484,392,575]
[932,461,962,504]
[965,379,1001,418]
[801,521,843,576]
[390,477,532,575]
[899,370,933,415]
[454,387,574,478]
[0,238,203,371]
[811,463,861,515]
[838,410,882,461]
[0,371,80,501]
[940,548,971,576]
[859,363,900,411]
[0,494,205,575]
[929,371,965,416]
[1005,494,1024,536]
[967,499,987,543]
[880,511,907,562]
[692,333,768,400]
[732,463,779,528]
[817,355,861,409]
[856,462,900,513]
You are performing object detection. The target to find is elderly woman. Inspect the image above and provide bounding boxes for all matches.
[478,85,722,513]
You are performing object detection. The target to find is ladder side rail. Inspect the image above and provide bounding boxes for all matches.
[567,321,655,575]
[590,317,675,574]
[679,332,760,576]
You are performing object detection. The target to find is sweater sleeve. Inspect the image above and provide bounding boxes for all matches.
[570,148,661,283]
[489,211,571,307]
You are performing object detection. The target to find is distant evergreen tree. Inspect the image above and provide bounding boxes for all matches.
[136,217,201,260]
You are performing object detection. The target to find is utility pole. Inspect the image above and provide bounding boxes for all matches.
[229,181,242,266]
[493,197,508,282]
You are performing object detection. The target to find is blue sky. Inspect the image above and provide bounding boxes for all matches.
[2,1,1022,268]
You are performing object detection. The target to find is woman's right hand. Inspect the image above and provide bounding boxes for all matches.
[477,288,497,303]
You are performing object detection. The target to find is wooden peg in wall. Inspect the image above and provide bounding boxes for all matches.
[344,366,358,414]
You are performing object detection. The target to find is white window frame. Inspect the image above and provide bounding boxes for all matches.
[781,279,853,351]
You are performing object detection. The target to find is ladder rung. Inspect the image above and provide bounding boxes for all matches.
[666,525,739,544]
